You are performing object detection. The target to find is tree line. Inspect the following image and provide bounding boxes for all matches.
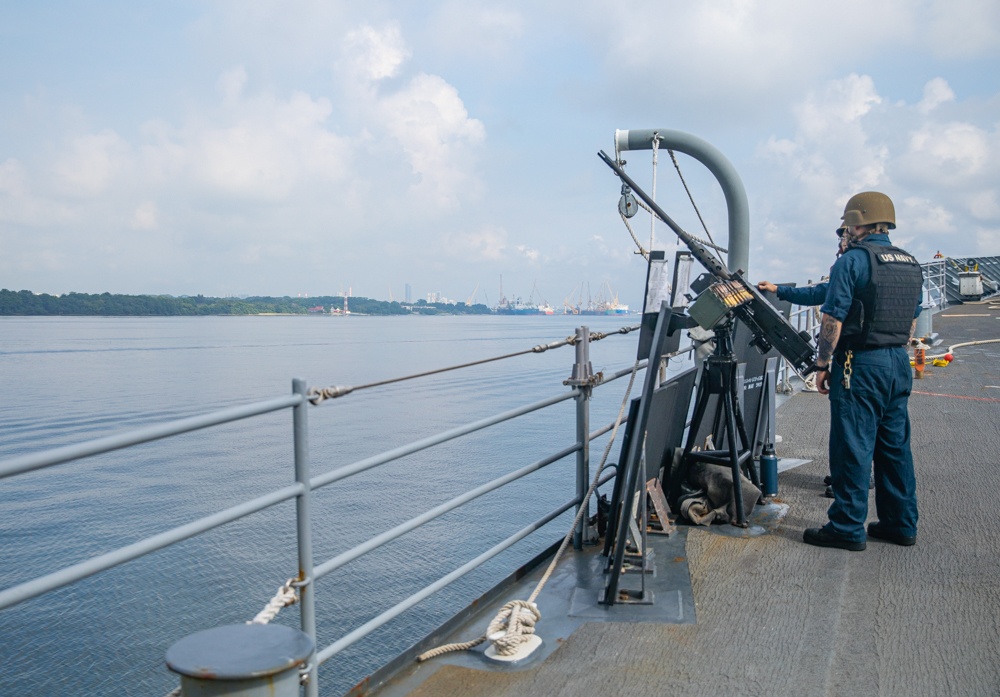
[0,289,493,316]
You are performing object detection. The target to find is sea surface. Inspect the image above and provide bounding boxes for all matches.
[0,314,687,696]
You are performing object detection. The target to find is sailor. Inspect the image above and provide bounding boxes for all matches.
[804,192,923,551]
[759,229,877,497]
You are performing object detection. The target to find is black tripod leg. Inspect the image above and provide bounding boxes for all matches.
[669,374,711,508]
[722,370,747,527]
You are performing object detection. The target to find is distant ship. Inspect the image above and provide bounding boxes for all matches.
[495,297,541,315]
[494,278,557,315]
[565,281,631,315]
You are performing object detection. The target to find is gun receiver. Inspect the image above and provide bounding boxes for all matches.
[598,150,815,372]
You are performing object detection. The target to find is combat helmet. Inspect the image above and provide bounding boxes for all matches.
[841,191,895,229]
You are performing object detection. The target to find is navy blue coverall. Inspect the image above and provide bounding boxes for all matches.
[819,234,920,542]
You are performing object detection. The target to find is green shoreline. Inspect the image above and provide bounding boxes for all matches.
[0,289,493,317]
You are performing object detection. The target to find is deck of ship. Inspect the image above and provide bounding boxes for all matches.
[370,300,1000,697]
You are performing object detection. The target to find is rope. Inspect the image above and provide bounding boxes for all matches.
[309,325,640,404]
[650,134,660,253]
[416,358,643,662]
[632,197,728,253]
[248,578,299,624]
[621,211,650,260]
[667,149,727,265]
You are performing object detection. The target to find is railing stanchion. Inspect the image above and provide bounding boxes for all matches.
[293,378,320,697]
[571,327,593,550]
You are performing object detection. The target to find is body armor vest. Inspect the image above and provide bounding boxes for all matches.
[837,241,923,352]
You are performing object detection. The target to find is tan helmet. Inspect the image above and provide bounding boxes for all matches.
[841,191,895,229]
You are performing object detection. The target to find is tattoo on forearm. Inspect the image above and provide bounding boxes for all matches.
[817,314,843,364]
[910,319,917,341]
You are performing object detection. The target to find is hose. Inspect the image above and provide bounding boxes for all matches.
[926,338,1000,361]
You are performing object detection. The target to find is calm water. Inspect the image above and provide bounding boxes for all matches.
[0,314,662,696]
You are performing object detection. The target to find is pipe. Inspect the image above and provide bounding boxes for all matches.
[614,129,750,274]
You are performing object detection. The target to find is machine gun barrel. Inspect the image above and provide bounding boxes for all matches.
[598,149,816,373]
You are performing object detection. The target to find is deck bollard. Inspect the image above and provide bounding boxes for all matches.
[166,624,314,697]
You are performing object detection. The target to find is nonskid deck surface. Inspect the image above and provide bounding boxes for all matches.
[373,302,1000,697]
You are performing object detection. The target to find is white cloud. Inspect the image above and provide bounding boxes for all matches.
[333,24,486,210]
[907,122,991,182]
[917,77,955,114]
[968,191,1000,221]
[926,0,1000,59]
[901,196,957,236]
[342,23,410,81]
[443,225,507,261]
[52,130,131,197]
[164,86,352,203]
[378,74,485,208]
[515,244,539,261]
[3,1,999,302]
[586,1,915,111]
[755,69,1000,278]
[760,74,889,215]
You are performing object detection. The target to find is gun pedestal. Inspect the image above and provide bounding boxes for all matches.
[670,320,760,528]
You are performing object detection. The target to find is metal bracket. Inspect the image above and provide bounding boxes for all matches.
[645,478,674,536]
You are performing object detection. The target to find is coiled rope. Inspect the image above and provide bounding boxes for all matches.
[416,358,643,662]
[308,325,640,405]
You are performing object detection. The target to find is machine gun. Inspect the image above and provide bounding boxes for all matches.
[598,149,815,372]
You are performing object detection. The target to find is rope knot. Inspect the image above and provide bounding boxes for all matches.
[308,385,355,405]
[486,600,541,656]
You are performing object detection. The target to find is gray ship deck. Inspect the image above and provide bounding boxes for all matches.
[372,301,1000,697]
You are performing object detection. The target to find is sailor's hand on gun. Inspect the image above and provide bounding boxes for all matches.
[757,281,778,294]
[815,364,831,394]
[801,361,832,394]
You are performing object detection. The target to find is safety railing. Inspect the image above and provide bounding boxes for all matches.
[921,259,947,313]
[0,324,659,697]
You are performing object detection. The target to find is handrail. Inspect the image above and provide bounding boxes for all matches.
[316,495,582,663]
[313,440,582,580]
[0,323,658,697]
[0,394,303,480]
[0,482,305,609]
[310,390,576,490]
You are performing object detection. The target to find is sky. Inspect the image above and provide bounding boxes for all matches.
[1,1,998,310]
